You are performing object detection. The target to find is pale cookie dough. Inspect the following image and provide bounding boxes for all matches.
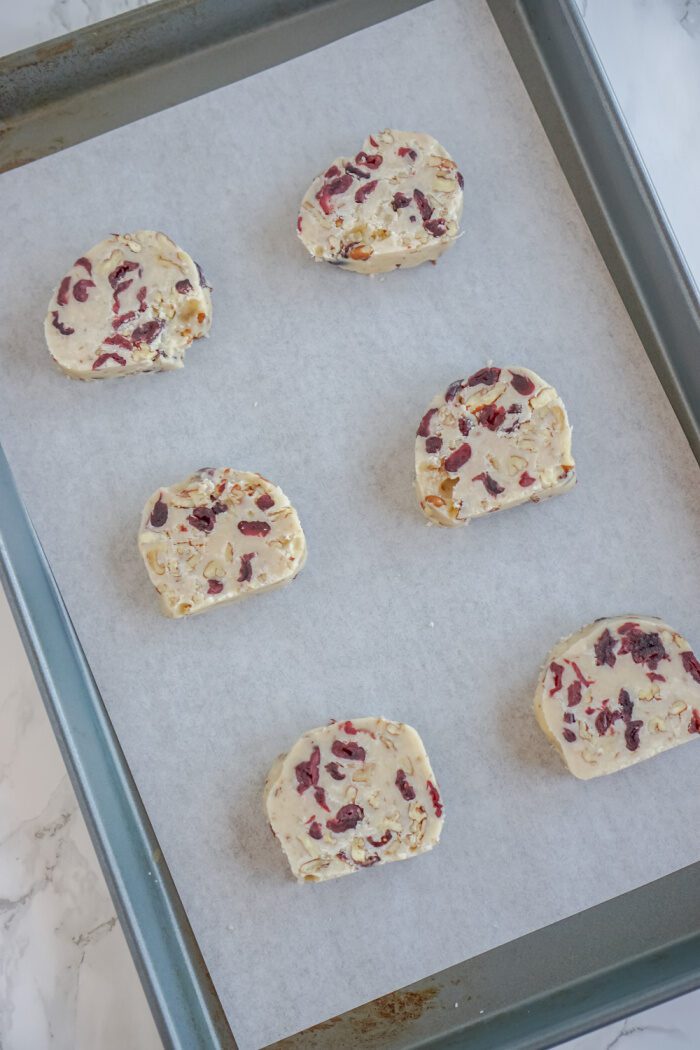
[535,616,700,779]
[415,365,575,526]
[297,130,463,274]
[265,718,444,882]
[45,231,212,378]
[138,468,306,618]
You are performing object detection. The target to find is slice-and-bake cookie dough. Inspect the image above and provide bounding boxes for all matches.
[138,468,306,618]
[266,718,444,882]
[535,616,700,779]
[297,130,463,274]
[45,231,212,378]
[415,365,575,526]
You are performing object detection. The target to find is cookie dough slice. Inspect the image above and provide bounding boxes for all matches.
[297,130,463,274]
[266,718,444,882]
[415,365,575,526]
[45,231,212,378]
[138,468,306,618]
[535,616,700,779]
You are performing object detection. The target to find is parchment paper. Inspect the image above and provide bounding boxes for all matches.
[1,2,699,1046]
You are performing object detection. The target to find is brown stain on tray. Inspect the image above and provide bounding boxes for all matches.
[306,985,439,1041]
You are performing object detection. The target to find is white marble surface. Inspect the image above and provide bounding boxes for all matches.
[1,2,699,1049]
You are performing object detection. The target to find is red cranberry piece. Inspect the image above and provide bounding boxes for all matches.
[355,151,382,169]
[108,260,139,289]
[477,405,506,430]
[595,708,617,735]
[238,552,255,583]
[104,334,132,350]
[688,709,700,734]
[211,501,228,515]
[445,379,465,402]
[188,506,217,532]
[355,179,378,204]
[682,651,700,684]
[647,672,666,682]
[567,681,582,707]
[618,628,667,670]
[136,286,148,312]
[456,171,464,189]
[458,417,472,437]
[356,853,380,867]
[297,216,302,233]
[369,135,379,147]
[295,745,320,793]
[397,147,417,161]
[51,312,74,336]
[417,407,438,437]
[618,688,634,721]
[150,496,168,528]
[519,472,536,487]
[509,372,535,396]
[563,712,575,724]
[74,256,92,274]
[568,661,594,688]
[326,804,364,833]
[594,628,617,667]
[325,762,345,781]
[424,218,447,237]
[562,728,576,743]
[92,352,125,369]
[73,279,95,302]
[308,821,323,840]
[549,662,564,695]
[256,493,275,511]
[316,173,353,215]
[237,520,271,537]
[508,403,522,414]
[57,276,71,306]
[395,769,415,801]
[367,830,392,848]
[207,579,224,595]
[472,472,504,496]
[345,163,370,179]
[467,367,501,387]
[427,780,443,817]
[331,740,366,762]
[392,192,411,211]
[112,311,136,329]
[324,165,341,178]
[314,787,330,812]
[132,320,164,345]
[425,436,442,454]
[413,188,433,221]
[443,443,472,472]
[175,279,193,294]
[625,720,643,751]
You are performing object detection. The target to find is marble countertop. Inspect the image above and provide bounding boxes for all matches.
[1,2,699,1048]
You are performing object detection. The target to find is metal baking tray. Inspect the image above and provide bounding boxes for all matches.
[1,1,699,1047]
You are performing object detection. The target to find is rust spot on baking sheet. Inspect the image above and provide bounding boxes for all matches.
[306,986,439,1038]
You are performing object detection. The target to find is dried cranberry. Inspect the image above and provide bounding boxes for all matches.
[324,165,341,178]
[356,854,381,867]
[427,780,443,817]
[398,147,417,161]
[477,405,506,430]
[509,372,535,396]
[467,367,501,387]
[74,256,92,274]
[425,436,443,454]
[392,192,411,210]
[395,769,415,801]
[567,681,582,707]
[188,506,217,532]
[325,762,345,781]
[92,352,125,369]
[297,216,302,233]
[326,804,364,833]
[563,712,575,724]
[682,651,700,684]
[175,279,193,294]
[211,501,228,515]
[443,443,472,472]
[112,311,136,329]
[72,279,95,302]
[618,688,633,721]
[355,151,382,169]
[508,403,521,414]
[688,709,700,734]
[314,787,330,812]
[207,579,224,595]
[355,180,378,204]
[295,746,320,793]
[562,728,576,743]
[456,171,464,189]
[595,707,618,735]
[104,334,132,350]
[519,472,536,487]
[256,493,275,511]
[316,173,353,214]
[618,628,667,670]
[238,520,271,537]
[308,821,323,840]
[369,135,378,147]
[367,830,392,848]
[413,189,433,221]
[625,720,643,752]
[345,163,370,179]
[57,276,71,306]
[111,280,133,310]
[549,662,564,695]
[647,672,666,682]
[131,320,164,345]
[417,407,438,437]
[424,218,448,237]
[108,260,139,289]
[594,628,617,667]
[50,312,74,336]
[238,552,255,583]
[458,417,472,437]
[472,472,504,496]
[150,496,168,528]
[331,740,366,762]
[445,379,464,402]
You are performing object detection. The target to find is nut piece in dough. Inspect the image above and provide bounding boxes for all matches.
[138,468,306,618]
[297,130,464,275]
[415,365,575,526]
[265,718,444,882]
[535,615,700,779]
[45,231,212,379]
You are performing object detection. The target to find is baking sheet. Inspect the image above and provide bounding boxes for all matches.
[1,1,699,1046]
